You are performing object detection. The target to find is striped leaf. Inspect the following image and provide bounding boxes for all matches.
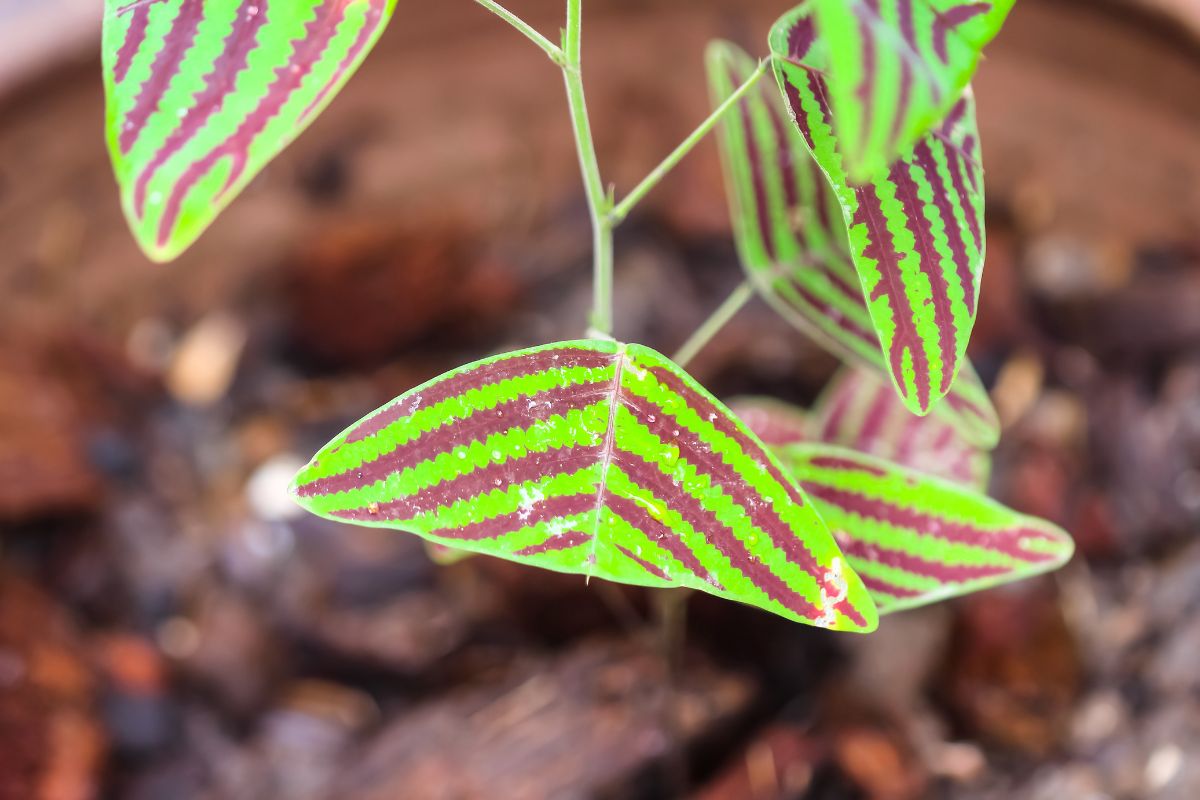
[103,0,397,262]
[813,0,1015,180]
[770,5,987,420]
[428,394,815,567]
[811,366,990,490]
[707,41,997,448]
[779,445,1073,614]
[291,341,878,632]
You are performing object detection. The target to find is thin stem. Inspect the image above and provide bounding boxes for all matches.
[608,58,770,226]
[673,280,755,367]
[562,0,615,338]
[654,589,691,795]
[475,0,565,64]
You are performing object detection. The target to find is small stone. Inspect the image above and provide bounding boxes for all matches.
[1146,744,1184,792]
[166,313,247,407]
[246,453,307,522]
[1071,691,1128,749]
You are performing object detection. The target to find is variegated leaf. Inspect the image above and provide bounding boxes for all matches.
[813,0,1015,180]
[779,445,1073,614]
[811,366,990,490]
[426,393,815,566]
[103,0,397,262]
[770,6,987,419]
[291,341,878,632]
[707,41,997,448]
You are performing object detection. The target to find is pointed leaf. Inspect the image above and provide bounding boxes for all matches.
[813,0,1014,180]
[779,444,1073,614]
[291,341,878,632]
[811,366,990,490]
[103,0,397,262]
[707,41,997,448]
[769,8,987,419]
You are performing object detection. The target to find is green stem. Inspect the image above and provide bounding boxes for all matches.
[562,0,615,338]
[475,0,565,64]
[672,279,755,367]
[608,58,770,226]
[654,589,691,795]
[481,1,762,342]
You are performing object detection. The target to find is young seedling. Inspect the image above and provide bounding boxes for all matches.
[101,0,1073,631]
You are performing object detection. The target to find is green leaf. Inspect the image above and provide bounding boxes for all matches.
[103,0,397,262]
[706,40,997,448]
[291,340,878,632]
[769,6,988,420]
[779,444,1073,614]
[811,366,991,490]
[813,0,1014,180]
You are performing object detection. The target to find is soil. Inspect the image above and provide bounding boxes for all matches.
[1,1,1199,798]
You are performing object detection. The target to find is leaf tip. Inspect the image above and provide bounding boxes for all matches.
[1034,519,1077,570]
[117,196,192,265]
[809,554,878,634]
[286,458,319,513]
[832,563,880,634]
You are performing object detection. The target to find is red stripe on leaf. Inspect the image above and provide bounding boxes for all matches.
[837,535,1014,583]
[890,159,957,394]
[606,493,715,586]
[154,0,352,246]
[134,1,271,217]
[416,493,597,543]
[119,0,206,154]
[622,392,824,581]
[299,0,389,122]
[646,367,807,511]
[515,530,591,557]
[113,2,155,84]
[805,482,1060,562]
[298,382,610,498]
[912,140,977,315]
[616,545,671,582]
[338,447,604,525]
[855,184,932,410]
[805,455,888,477]
[860,573,924,600]
[612,449,824,622]
[932,3,993,64]
[345,348,615,444]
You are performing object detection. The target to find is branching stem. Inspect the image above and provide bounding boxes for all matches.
[475,0,565,64]
[608,59,770,226]
[673,279,755,367]
[476,1,764,344]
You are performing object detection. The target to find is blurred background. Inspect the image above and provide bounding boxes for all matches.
[1,0,1199,798]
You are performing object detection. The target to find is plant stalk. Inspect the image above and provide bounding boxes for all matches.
[475,0,565,64]
[562,0,615,338]
[476,3,767,341]
[654,588,691,795]
[672,279,755,367]
[608,58,770,226]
